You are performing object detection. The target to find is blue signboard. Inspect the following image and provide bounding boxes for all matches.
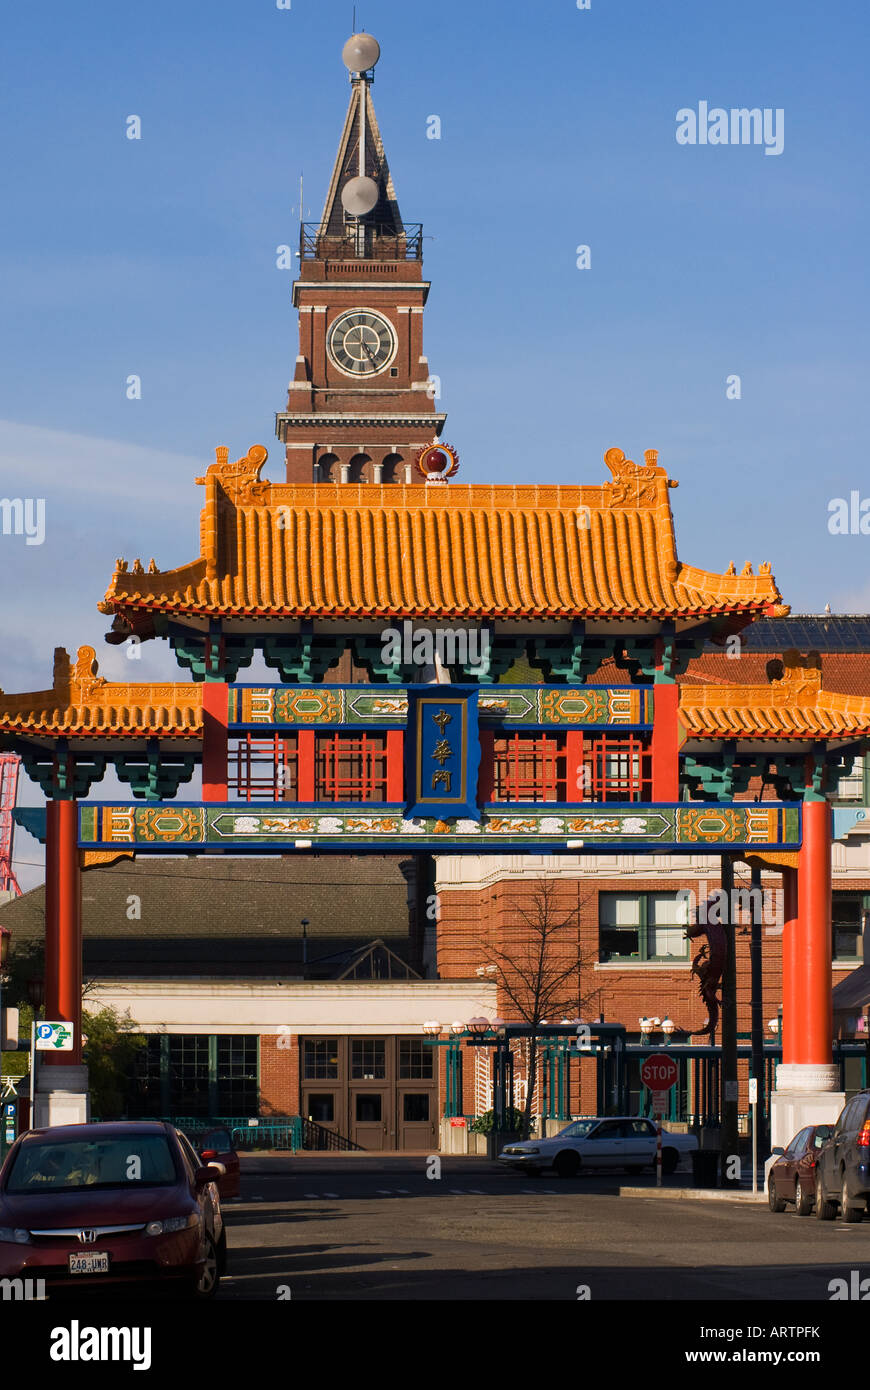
[405,687,481,821]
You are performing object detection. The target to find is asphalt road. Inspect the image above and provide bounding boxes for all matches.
[214,1157,870,1301]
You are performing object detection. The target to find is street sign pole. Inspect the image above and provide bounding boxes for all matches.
[29,1017,36,1131]
[749,1076,759,1193]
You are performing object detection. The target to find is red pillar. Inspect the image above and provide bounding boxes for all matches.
[650,682,679,801]
[793,800,832,1066]
[202,682,228,801]
[297,730,315,802]
[386,730,404,802]
[780,867,799,1065]
[43,798,82,1067]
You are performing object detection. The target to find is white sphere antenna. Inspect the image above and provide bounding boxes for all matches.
[342,33,380,73]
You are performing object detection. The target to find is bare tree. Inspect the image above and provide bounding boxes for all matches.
[479,879,598,1139]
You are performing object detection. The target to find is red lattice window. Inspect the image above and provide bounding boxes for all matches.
[580,733,651,803]
[489,731,651,803]
[315,733,388,802]
[492,735,566,802]
[229,735,297,801]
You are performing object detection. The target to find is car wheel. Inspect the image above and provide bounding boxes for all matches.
[192,1233,220,1298]
[814,1172,837,1221]
[661,1148,679,1176]
[794,1178,813,1217]
[768,1173,786,1213]
[554,1150,581,1179]
[841,1173,864,1223]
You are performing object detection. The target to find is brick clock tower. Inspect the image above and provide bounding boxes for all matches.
[277,33,446,486]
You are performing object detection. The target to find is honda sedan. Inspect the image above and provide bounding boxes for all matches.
[0,1121,226,1296]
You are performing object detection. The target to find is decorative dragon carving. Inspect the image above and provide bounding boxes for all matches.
[685,895,728,1036]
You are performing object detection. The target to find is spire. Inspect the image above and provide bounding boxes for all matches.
[310,34,415,260]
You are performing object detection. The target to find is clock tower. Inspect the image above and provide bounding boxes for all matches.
[277,33,446,485]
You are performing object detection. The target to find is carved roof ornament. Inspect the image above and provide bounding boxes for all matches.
[415,440,459,483]
[771,648,823,693]
[0,645,203,736]
[196,444,271,505]
[602,446,678,508]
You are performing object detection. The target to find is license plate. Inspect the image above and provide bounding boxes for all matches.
[68,1251,110,1274]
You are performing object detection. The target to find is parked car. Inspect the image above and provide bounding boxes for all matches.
[815,1091,870,1222]
[767,1124,833,1215]
[182,1126,241,1200]
[498,1116,698,1178]
[0,1120,226,1296]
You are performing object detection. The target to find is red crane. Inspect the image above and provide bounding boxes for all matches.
[0,753,22,897]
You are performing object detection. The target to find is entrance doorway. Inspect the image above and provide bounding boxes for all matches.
[300,1035,438,1149]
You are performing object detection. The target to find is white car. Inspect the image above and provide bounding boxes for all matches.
[498,1116,698,1178]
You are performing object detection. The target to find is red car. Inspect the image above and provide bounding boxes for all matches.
[0,1121,226,1296]
[768,1123,833,1216]
[184,1126,241,1200]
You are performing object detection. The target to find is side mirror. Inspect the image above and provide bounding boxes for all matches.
[194,1164,223,1189]
[771,1147,784,1156]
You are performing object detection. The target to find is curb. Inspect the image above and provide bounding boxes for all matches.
[619,1185,768,1202]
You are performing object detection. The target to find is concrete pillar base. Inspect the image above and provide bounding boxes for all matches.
[770,1081,844,1152]
[34,1065,90,1129]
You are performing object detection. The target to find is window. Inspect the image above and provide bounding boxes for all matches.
[489,731,652,803]
[834,755,865,802]
[403,1094,430,1122]
[351,1039,386,1079]
[228,734,296,801]
[316,733,388,801]
[304,1039,340,1080]
[399,1039,434,1080]
[169,1036,210,1116]
[217,1036,258,1114]
[492,734,565,802]
[599,892,690,963]
[833,895,864,961]
[355,1093,382,1123]
[307,1095,335,1123]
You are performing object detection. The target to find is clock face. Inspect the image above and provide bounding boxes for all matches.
[327,309,397,376]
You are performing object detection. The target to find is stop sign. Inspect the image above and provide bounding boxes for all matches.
[640,1053,679,1090]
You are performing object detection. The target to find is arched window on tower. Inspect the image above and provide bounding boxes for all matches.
[348,453,370,484]
[316,453,340,483]
[380,452,403,485]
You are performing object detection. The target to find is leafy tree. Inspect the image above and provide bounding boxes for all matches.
[81,1007,146,1120]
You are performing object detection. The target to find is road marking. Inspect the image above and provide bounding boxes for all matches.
[376,1188,392,1195]
[323,1192,339,1198]
[397,1188,409,1194]
[304,1192,319,1199]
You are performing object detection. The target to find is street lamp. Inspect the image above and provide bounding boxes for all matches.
[422,1020,442,1037]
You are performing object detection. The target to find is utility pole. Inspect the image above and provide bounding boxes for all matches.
[720,856,740,1184]
[749,864,765,1161]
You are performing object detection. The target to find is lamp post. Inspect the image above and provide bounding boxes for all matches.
[300,919,309,974]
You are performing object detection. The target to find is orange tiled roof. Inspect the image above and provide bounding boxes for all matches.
[0,647,202,736]
[680,650,870,740]
[99,445,785,622]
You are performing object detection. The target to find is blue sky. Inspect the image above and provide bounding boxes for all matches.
[0,0,868,883]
